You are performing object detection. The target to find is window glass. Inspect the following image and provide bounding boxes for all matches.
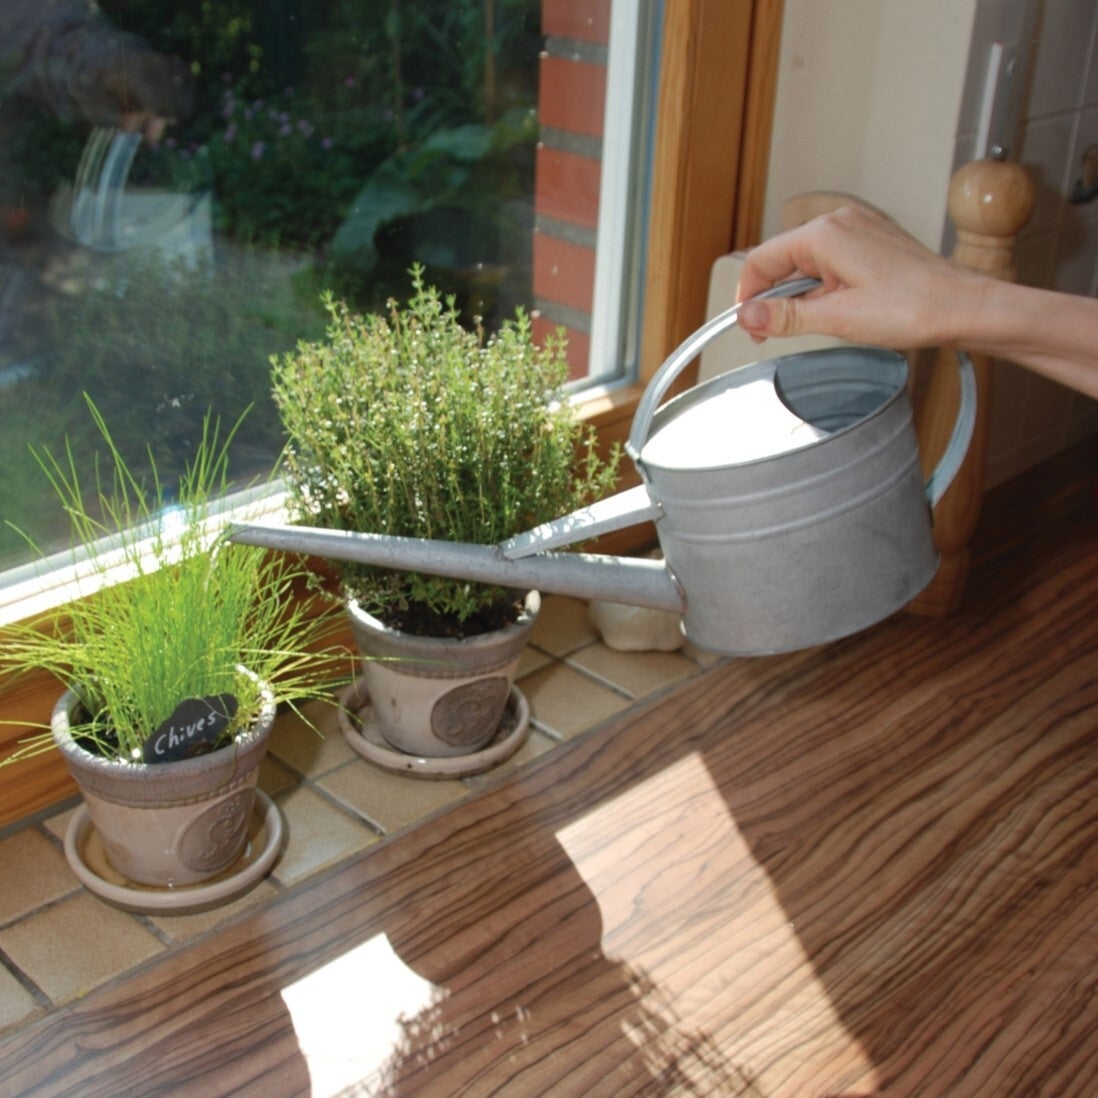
[0,0,653,581]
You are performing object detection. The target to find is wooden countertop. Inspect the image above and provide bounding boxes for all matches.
[3,443,1096,1096]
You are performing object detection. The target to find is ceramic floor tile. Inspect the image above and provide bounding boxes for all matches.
[517,662,632,739]
[41,803,80,845]
[271,784,379,887]
[146,879,281,943]
[257,753,300,797]
[268,699,357,778]
[566,643,700,699]
[0,892,163,1004]
[0,829,80,926]
[461,728,561,791]
[516,642,553,677]
[528,596,599,657]
[317,759,469,834]
[0,963,41,1034]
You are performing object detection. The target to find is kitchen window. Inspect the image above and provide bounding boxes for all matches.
[0,0,782,822]
[0,0,657,588]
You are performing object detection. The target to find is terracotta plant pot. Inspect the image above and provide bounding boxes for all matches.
[347,591,539,757]
[51,685,275,888]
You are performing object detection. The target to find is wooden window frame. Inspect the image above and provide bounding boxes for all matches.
[580,0,783,547]
[0,0,783,826]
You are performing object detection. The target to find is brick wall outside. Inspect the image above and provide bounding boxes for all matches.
[534,0,611,379]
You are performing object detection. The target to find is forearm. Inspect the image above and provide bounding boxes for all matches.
[951,279,1098,400]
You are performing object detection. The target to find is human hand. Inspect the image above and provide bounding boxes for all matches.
[736,205,983,351]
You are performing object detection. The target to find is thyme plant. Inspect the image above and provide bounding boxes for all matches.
[271,267,621,636]
[1,400,345,765]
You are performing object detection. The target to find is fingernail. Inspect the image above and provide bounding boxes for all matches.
[739,300,769,331]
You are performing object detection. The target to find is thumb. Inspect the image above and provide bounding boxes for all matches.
[739,297,804,338]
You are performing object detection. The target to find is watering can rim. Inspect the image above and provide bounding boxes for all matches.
[639,342,914,474]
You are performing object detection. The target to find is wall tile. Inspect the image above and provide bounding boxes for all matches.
[1068,395,1098,435]
[987,360,1036,467]
[1013,227,1058,286]
[1065,104,1098,216]
[1027,0,1097,117]
[1020,114,1075,233]
[1050,210,1098,294]
[1082,22,1098,106]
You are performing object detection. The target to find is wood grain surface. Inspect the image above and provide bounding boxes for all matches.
[2,445,1096,1096]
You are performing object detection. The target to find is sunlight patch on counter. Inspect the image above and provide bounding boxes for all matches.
[280,933,440,1096]
[555,751,881,1094]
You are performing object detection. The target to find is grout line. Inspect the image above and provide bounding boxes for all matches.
[274,775,389,839]
[559,648,710,702]
[526,717,565,744]
[558,657,640,700]
[136,914,175,948]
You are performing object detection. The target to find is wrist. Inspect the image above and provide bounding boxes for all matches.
[931,266,996,350]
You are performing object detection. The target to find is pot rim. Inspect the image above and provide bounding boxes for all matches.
[347,589,541,650]
[51,676,276,799]
[346,590,540,676]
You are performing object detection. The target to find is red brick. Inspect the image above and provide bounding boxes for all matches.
[539,55,606,138]
[542,0,611,44]
[535,147,601,229]
[533,231,595,315]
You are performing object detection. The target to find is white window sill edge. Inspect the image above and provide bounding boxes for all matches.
[0,484,292,629]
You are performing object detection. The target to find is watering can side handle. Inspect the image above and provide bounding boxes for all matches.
[499,484,661,560]
[923,351,977,508]
[626,277,823,460]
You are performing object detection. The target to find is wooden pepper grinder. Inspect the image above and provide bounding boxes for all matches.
[907,156,1036,617]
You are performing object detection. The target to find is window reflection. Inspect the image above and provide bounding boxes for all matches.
[0,0,544,570]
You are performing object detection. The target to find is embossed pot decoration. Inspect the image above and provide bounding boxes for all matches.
[347,592,539,757]
[51,684,275,888]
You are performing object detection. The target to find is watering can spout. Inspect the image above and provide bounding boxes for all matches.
[228,522,688,615]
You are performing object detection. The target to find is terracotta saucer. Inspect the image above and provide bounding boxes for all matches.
[63,790,283,916]
[338,679,530,779]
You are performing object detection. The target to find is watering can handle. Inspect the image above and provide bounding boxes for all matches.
[626,277,822,460]
[626,277,977,508]
[925,350,976,508]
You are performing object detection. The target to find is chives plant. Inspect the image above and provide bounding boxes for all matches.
[1,399,345,765]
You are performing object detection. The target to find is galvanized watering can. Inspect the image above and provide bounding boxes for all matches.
[231,279,975,654]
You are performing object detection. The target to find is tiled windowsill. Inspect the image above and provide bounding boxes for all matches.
[0,595,718,1037]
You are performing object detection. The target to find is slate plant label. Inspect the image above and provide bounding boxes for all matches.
[143,694,239,763]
